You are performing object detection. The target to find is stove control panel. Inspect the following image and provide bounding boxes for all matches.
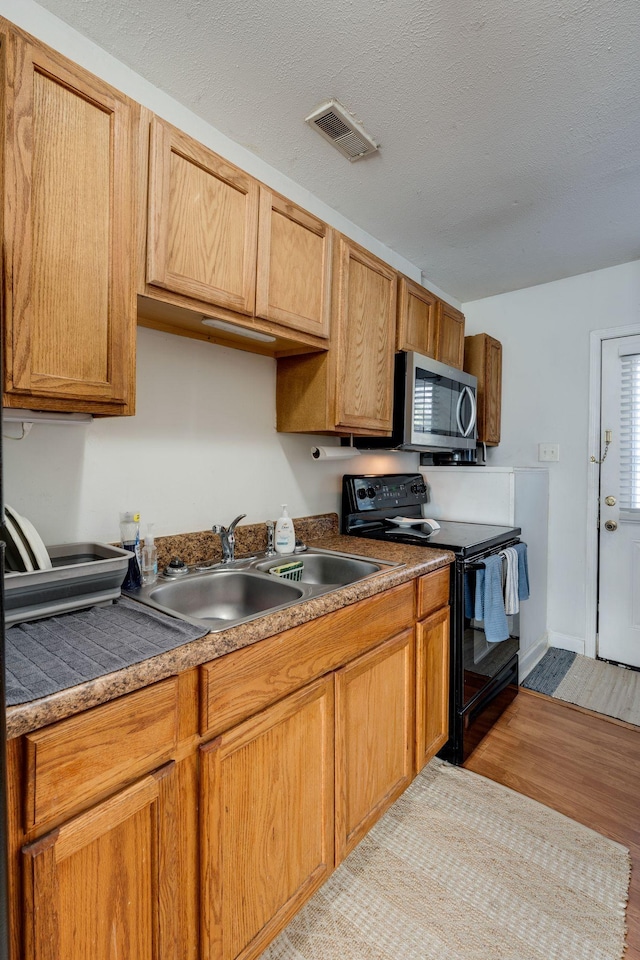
[344,474,429,512]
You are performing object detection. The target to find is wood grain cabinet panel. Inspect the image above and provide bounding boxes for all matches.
[415,607,450,772]
[2,27,137,414]
[24,678,179,830]
[396,275,439,356]
[200,676,334,960]
[22,764,180,960]
[464,333,502,445]
[334,629,414,862]
[276,234,397,435]
[436,301,465,369]
[256,187,332,338]
[417,566,450,620]
[200,581,414,738]
[146,116,259,315]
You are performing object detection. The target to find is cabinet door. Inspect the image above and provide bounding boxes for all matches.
[3,31,137,411]
[464,333,502,445]
[415,607,450,772]
[483,335,502,444]
[22,764,179,960]
[334,629,414,863]
[147,117,258,315]
[436,301,465,369]
[396,276,438,356]
[256,188,332,337]
[333,235,397,432]
[200,676,334,960]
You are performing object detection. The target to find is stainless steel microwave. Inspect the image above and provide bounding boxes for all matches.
[353,351,477,452]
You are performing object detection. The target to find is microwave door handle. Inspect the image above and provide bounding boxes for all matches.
[455,390,465,435]
[462,386,477,437]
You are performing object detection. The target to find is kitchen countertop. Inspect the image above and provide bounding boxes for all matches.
[5,523,453,740]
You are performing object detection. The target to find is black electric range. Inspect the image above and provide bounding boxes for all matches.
[342,473,522,763]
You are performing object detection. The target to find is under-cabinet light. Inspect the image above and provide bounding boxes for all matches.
[201,318,276,343]
[2,408,92,424]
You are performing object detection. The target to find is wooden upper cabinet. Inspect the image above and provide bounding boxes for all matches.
[334,236,397,431]
[256,188,332,338]
[464,333,502,445]
[2,28,137,413]
[436,301,465,369]
[396,276,438,356]
[276,234,397,435]
[147,116,259,314]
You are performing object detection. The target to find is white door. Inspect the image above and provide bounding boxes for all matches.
[598,334,640,668]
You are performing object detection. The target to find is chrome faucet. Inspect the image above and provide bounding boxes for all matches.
[212,514,246,563]
[265,520,276,557]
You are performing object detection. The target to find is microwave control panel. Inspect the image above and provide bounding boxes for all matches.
[343,473,428,512]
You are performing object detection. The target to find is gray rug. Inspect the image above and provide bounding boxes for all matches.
[523,648,640,727]
[260,759,630,960]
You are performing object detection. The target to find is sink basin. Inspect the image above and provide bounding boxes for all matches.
[254,552,382,586]
[145,569,304,628]
[125,546,401,632]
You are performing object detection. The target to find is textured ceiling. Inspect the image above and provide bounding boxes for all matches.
[34,0,640,301]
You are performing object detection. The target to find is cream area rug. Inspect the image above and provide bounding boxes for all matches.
[260,759,630,960]
[523,648,640,726]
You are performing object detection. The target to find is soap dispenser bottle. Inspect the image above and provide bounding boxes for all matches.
[274,505,295,554]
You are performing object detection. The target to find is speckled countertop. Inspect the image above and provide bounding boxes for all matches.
[5,514,453,740]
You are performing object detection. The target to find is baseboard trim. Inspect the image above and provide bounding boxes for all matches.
[519,635,549,682]
[548,631,586,655]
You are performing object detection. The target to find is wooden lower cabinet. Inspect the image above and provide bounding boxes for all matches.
[335,629,414,862]
[10,568,451,960]
[415,607,450,771]
[200,676,335,960]
[22,763,180,960]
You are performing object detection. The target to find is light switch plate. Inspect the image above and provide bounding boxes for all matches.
[538,443,560,462]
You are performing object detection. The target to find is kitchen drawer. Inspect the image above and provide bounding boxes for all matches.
[416,566,450,620]
[24,677,179,830]
[200,581,414,738]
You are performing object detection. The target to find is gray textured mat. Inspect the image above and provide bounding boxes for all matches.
[522,648,576,695]
[5,596,209,706]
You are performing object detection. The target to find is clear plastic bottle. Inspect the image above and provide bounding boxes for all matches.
[120,511,142,590]
[141,524,158,585]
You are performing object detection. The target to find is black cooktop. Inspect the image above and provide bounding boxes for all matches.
[353,519,520,557]
[342,473,520,558]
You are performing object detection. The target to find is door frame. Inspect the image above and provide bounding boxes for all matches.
[586,323,640,659]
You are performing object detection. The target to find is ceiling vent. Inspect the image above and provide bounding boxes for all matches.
[305,100,379,162]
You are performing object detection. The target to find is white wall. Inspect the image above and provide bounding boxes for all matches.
[463,259,640,653]
[3,328,419,545]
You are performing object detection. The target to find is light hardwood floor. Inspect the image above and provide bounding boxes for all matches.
[465,688,640,959]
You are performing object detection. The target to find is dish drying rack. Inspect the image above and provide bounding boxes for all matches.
[268,560,304,581]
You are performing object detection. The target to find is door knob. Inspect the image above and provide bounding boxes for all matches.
[604,520,618,532]
[605,496,616,506]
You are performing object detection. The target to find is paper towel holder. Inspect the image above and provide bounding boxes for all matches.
[311,445,361,461]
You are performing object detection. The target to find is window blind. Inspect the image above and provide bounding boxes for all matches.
[619,353,640,516]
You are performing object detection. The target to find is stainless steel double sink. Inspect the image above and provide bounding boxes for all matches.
[125,549,401,633]
[124,547,401,632]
